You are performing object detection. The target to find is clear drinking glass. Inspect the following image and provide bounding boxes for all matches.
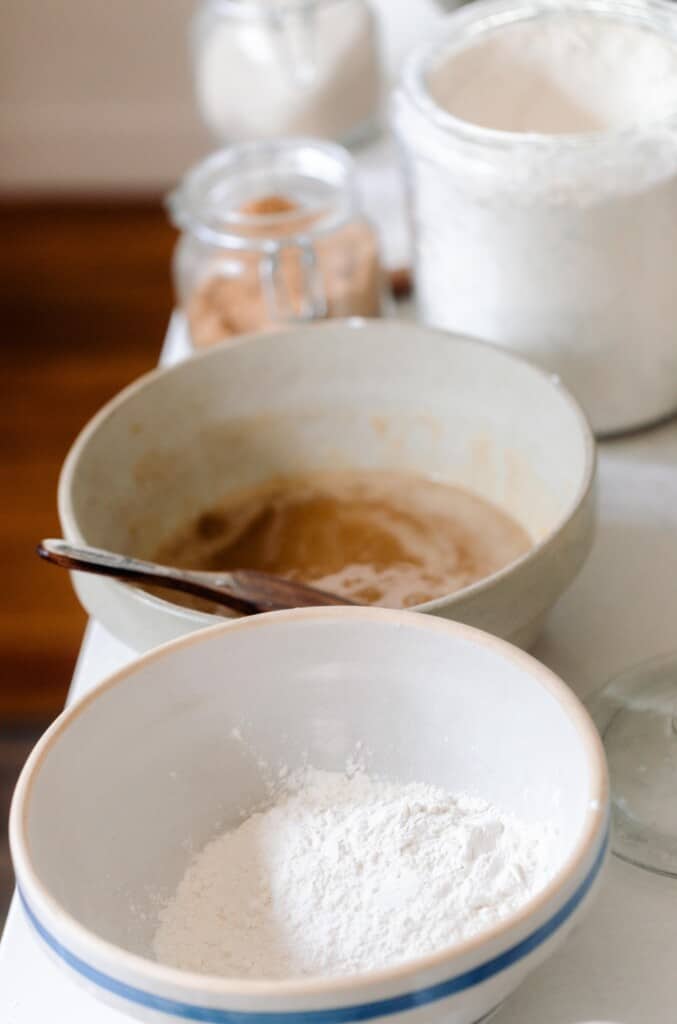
[191,0,381,145]
[589,652,677,877]
[167,138,383,350]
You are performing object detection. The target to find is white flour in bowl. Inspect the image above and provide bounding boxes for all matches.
[153,768,556,979]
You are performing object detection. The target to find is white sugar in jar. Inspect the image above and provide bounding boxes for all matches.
[393,0,677,435]
[192,0,381,146]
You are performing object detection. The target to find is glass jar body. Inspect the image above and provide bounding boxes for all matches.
[191,0,381,146]
[393,0,677,436]
[169,140,383,350]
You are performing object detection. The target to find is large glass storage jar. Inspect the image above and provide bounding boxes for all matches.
[168,139,383,350]
[393,0,677,436]
[191,0,381,145]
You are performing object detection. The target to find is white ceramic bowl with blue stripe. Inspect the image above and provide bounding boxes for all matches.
[10,608,608,1024]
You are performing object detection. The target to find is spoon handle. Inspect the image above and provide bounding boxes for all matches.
[37,539,357,614]
[37,539,259,615]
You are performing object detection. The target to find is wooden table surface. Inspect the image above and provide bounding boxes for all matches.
[0,198,175,923]
[1,199,174,723]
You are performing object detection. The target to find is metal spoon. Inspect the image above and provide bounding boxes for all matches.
[37,539,358,615]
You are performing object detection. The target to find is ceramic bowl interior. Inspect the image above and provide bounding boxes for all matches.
[59,320,594,651]
[15,610,605,967]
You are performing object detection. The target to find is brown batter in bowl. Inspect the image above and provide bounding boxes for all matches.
[152,471,532,613]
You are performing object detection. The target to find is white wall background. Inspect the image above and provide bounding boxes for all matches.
[0,0,210,191]
[0,0,464,193]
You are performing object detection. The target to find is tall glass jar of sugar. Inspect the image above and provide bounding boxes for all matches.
[191,0,381,146]
[167,138,383,350]
[393,0,677,436]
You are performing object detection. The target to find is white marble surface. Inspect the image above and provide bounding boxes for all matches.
[2,314,677,1022]
[355,134,410,269]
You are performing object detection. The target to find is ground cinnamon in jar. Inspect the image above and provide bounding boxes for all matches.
[169,142,386,349]
[187,193,382,349]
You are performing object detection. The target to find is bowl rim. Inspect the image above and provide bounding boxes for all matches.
[10,605,609,1000]
[57,318,597,626]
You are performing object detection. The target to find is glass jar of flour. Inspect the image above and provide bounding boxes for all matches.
[167,138,383,350]
[191,0,381,146]
[393,0,677,435]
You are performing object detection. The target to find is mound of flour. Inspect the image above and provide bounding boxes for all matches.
[153,769,555,979]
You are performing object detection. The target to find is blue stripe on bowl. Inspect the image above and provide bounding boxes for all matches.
[19,829,607,1023]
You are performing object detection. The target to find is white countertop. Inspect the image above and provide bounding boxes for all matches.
[3,315,677,1023]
